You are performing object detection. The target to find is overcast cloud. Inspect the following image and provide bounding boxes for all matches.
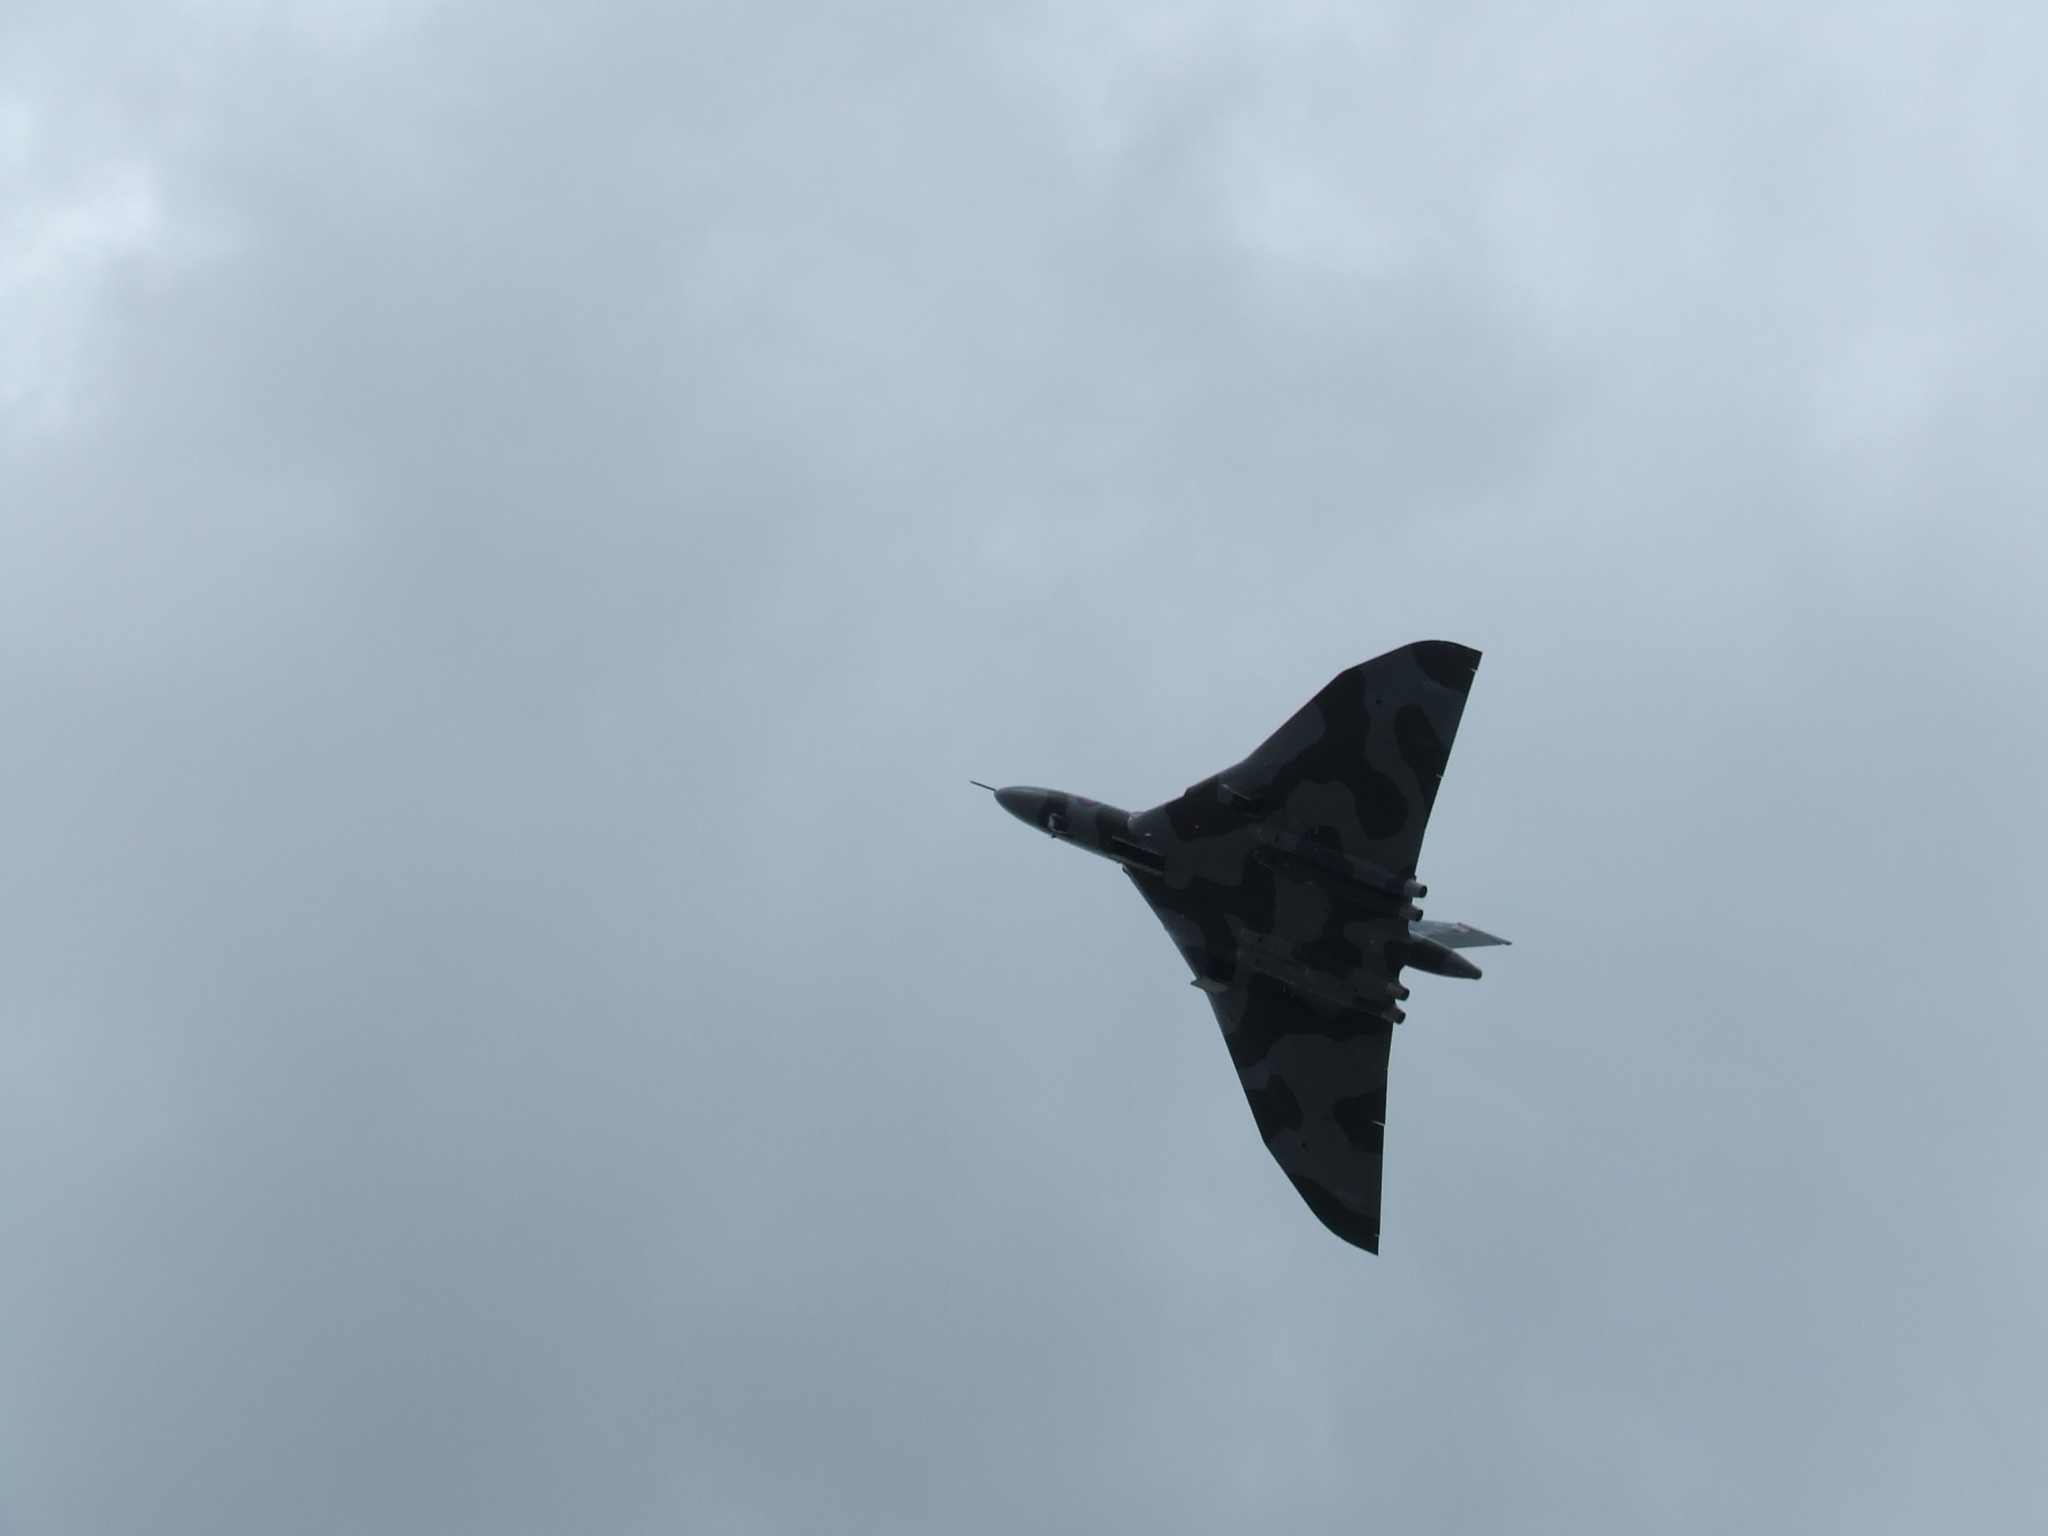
[6,2,2048,1532]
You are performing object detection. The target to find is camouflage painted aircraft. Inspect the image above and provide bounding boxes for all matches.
[989,640,1504,1253]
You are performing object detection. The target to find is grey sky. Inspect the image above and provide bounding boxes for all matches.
[6,2,2048,1532]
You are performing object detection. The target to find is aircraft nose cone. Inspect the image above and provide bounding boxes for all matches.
[994,785,1048,826]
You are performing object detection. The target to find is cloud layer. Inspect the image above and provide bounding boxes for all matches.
[6,3,2048,1531]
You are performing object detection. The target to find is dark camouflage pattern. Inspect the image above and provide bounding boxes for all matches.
[994,641,1491,1253]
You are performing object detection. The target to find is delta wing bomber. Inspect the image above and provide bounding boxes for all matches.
[989,640,1505,1253]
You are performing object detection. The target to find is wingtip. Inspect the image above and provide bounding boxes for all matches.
[1408,640,1482,695]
